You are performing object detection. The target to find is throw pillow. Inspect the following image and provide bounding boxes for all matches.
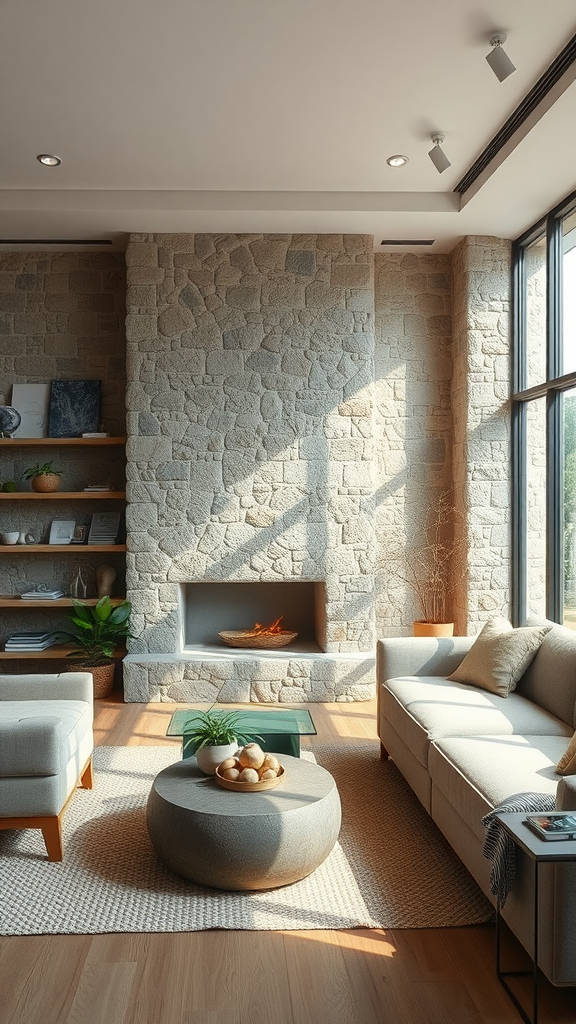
[448,616,551,698]
[556,731,576,776]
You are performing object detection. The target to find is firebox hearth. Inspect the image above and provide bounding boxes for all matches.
[181,581,326,654]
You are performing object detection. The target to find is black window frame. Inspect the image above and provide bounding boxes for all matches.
[512,187,576,626]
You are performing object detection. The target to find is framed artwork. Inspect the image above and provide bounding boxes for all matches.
[48,380,101,438]
[48,520,75,545]
[11,383,50,437]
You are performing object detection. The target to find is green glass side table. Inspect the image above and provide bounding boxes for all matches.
[166,707,317,759]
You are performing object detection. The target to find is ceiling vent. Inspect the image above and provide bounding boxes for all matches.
[380,239,435,246]
[0,239,114,246]
[455,30,576,196]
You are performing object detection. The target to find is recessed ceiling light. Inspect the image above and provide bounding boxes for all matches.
[37,154,61,167]
[386,154,409,167]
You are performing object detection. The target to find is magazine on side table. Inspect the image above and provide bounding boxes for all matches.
[525,812,576,841]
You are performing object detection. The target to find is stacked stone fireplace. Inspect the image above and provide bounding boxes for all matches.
[123,232,377,702]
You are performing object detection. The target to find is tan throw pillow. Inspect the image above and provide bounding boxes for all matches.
[557,732,576,775]
[448,616,551,698]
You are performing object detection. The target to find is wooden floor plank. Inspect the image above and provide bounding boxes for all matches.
[2,693,576,1023]
[0,934,90,1024]
[66,962,138,1024]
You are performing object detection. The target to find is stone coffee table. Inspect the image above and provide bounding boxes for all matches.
[146,753,341,891]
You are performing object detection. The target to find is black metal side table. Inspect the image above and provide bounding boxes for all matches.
[495,811,576,1024]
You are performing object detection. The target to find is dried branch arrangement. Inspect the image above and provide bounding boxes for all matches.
[389,492,466,624]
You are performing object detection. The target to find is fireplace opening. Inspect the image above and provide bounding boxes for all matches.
[181,581,327,654]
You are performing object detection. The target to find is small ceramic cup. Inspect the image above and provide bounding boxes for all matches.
[0,532,20,545]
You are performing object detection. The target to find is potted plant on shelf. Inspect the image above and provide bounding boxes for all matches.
[23,460,62,493]
[51,596,134,698]
[388,492,466,637]
[186,708,260,775]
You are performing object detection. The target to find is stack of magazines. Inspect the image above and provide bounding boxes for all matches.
[5,632,58,651]
[21,587,65,601]
[525,813,576,841]
[87,512,120,545]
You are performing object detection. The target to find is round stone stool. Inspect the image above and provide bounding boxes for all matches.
[146,753,341,891]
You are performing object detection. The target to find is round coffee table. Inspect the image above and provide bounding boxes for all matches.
[146,753,341,891]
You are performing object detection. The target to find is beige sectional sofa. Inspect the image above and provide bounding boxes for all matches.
[377,624,576,987]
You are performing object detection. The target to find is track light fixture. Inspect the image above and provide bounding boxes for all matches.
[428,134,451,174]
[486,32,516,82]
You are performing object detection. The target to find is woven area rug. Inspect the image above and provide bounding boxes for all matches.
[0,743,492,935]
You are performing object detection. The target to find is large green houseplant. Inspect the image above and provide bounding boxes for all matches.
[52,596,134,698]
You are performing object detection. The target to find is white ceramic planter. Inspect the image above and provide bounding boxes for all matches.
[195,741,238,776]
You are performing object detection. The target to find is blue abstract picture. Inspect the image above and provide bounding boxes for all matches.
[48,380,101,438]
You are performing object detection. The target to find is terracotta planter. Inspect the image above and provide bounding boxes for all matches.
[68,662,115,699]
[413,621,455,638]
[31,473,61,493]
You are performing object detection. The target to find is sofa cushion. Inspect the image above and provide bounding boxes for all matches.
[381,676,571,768]
[517,623,576,728]
[556,730,576,775]
[447,617,550,697]
[429,734,568,842]
[0,700,91,778]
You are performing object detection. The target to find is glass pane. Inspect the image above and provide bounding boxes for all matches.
[562,210,576,376]
[526,396,547,619]
[525,234,547,389]
[564,388,576,630]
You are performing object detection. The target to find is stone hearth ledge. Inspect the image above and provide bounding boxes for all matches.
[123,651,375,703]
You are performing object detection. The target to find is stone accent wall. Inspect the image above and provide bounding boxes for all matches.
[0,252,126,432]
[0,252,127,639]
[124,233,377,702]
[451,236,512,634]
[373,253,453,633]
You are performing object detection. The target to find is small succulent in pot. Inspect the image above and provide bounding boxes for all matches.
[23,460,62,493]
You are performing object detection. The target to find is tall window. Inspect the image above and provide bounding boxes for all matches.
[513,190,576,627]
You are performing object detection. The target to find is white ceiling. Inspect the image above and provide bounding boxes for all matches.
[1,0,576,252]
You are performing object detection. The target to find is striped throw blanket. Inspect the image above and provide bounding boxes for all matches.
[482,792,555,906]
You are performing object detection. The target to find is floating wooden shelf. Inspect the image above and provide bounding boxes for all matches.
[0,491,126,500]
[0,644,126,660]
[0,544,127,553]
[0,597,126,608]
[0,437,126,447]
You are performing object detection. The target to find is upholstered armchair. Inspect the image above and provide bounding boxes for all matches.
[0,672,94,860]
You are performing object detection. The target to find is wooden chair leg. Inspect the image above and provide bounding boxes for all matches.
[80,756,93,789]
[41,816,63,861]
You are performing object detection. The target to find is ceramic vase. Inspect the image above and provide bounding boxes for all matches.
[195,741,238,776]
[96,564,117,598]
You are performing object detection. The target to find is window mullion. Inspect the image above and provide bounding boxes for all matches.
[512,400,527,626]
[547,390,563,622]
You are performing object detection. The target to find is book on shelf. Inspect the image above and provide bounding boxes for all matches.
[21,588,65,600]
[5,631,58,651]
[87,511,121,544]
[525,813,576,841]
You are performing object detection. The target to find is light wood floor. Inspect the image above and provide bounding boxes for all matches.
[1,695,575,1024]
